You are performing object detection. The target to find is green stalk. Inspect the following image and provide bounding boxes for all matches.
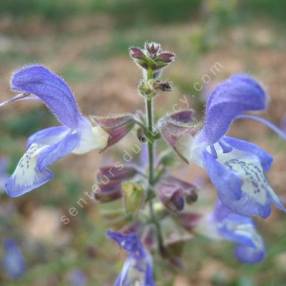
[145,71,165,256]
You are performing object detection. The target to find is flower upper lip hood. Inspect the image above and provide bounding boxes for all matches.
[158,74,286,218]
[11,64,83,129]
[202,74,267,144]
[1,64,135,198]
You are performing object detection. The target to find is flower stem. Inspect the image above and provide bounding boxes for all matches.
[145,93,165,257]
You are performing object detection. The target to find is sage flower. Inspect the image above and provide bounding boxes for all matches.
[159,74,286,218]
[107,230,155,286]
[1,65,133,197]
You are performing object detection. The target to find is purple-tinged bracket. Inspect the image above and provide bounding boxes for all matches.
[157,109,201,163]
[93,114,136,151]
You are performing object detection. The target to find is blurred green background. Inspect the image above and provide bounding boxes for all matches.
[0,0,286,285]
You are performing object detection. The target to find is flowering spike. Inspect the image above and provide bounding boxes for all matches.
[3,43,286,284]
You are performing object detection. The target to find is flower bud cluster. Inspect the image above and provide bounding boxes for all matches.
[130,42,175,79]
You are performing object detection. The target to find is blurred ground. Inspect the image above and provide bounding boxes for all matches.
[0,1,286,285]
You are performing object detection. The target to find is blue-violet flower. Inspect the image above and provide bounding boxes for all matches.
[159,74,286,218]
[107,230,155,286]
[1,65,133,197]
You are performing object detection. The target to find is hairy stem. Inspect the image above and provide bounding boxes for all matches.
[145,89,165,256]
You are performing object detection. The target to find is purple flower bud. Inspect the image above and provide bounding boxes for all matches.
[97,165,137,182]
[153,80,172,92]
[157,175,197,212]
[94,180,122,203]
[129,47,145,60]
[157,182,183,212]
[94,165,138,203]
[172,192,185,211]
[158,52,176,63]
[130,42,175,73]
[94,114,135,150]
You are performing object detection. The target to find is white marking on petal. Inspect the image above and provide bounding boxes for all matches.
[124,258,147,286]
[12,143,48,187]
[196,213,222,240]
[223,220,263,248]
[179,132,207,166]
[73,125,109,155]
[217,149,271,205]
